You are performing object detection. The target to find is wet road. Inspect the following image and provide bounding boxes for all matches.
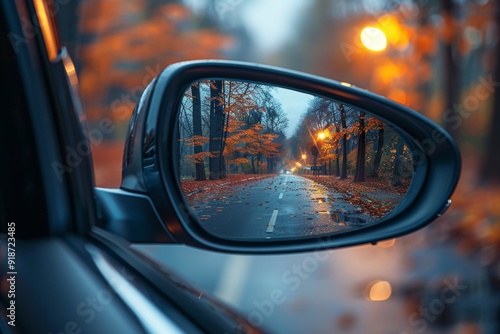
[133,224,500,334]
[189,174,372,240]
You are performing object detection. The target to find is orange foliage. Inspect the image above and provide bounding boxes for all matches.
[182,81,282,169]
[91,141,123,188]
[78,1,234,187]
[78,0,232,124]
[181,174,273,202]
[444,163,500,252]
[182,135,210,147]
[386,88,408,105]
[376,14,410,52]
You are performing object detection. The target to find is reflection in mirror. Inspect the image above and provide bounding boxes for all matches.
[177,80,413,240]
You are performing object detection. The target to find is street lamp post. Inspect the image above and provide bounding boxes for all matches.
[301,154,307,174]
[317,131,327,176]
[310,145,319,176]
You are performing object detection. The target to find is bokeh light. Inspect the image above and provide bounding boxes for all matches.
[360,26,387,52]
[364,280,392,301]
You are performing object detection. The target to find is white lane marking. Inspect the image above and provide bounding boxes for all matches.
[266,210,279,233]
[282,175,289,192]
[279,193,284,199]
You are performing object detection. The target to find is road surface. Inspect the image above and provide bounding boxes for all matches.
[188,174,375,240]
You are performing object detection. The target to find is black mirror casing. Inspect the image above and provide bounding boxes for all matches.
[120,60,461,253]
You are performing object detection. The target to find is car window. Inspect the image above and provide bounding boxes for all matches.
[1,17,50,234]
[72,1,500,333]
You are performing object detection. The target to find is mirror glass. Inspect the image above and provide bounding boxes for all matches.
[176,80,413,240]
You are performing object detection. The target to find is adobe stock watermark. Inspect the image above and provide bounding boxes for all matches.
[402,277,467,334]
[235,244,331,332]
[409,73,500,169]
[48,267,135,334]
[110,64,162,122]
[442,74,500,131]
[50,64,162,182]
[51,118,115,182]
[8,0,71,54]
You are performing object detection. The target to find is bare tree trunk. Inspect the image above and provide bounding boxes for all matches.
[441,0,461,140]
[219,82,227,178]
[268,157,275,174]
[392,138,404,186]
[333,123,341,176]
[191,84,206,181]
[209,80,224,179]
[354,112,366,182]
[340,105,348,179]
[335,148,340,176]
[371,126,385,177]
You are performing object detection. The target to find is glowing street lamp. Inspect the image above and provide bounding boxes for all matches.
[315,131,328,175]
[360,26,387,52]
[301,154,307,161]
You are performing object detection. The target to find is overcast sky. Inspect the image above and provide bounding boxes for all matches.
[274,87,312,138]
[183,0,311,55]
[240,0,311,54]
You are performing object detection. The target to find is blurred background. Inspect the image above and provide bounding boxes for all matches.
[60,0,500,333]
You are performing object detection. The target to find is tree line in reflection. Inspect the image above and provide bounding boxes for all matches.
[179,80,288,180]
[179,81,412,189]
[289,96,412,186]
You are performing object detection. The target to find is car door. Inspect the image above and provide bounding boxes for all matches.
[0,1,259,333]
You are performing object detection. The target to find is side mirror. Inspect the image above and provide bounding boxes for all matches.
[120,60,460,253]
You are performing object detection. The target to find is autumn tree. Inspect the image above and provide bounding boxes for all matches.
[329,105,342,176]
[180,81,286,177]
[191,83,206,181]
[261,91,289,173]
[222,82,264,173]
[289,99,359,178]
[75,1,232,187]
[226,84,287,174]
[291,97,333,173]
[78,2,232,127]
[178,83,210,179]
[209,80,225,179]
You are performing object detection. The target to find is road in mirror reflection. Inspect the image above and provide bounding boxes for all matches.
[178,80,413,239]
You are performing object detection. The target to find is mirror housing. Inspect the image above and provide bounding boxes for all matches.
[121,60,461,253]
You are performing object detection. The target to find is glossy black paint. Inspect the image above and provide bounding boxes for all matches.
[121,60,461,253]
[95,188,171,243]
